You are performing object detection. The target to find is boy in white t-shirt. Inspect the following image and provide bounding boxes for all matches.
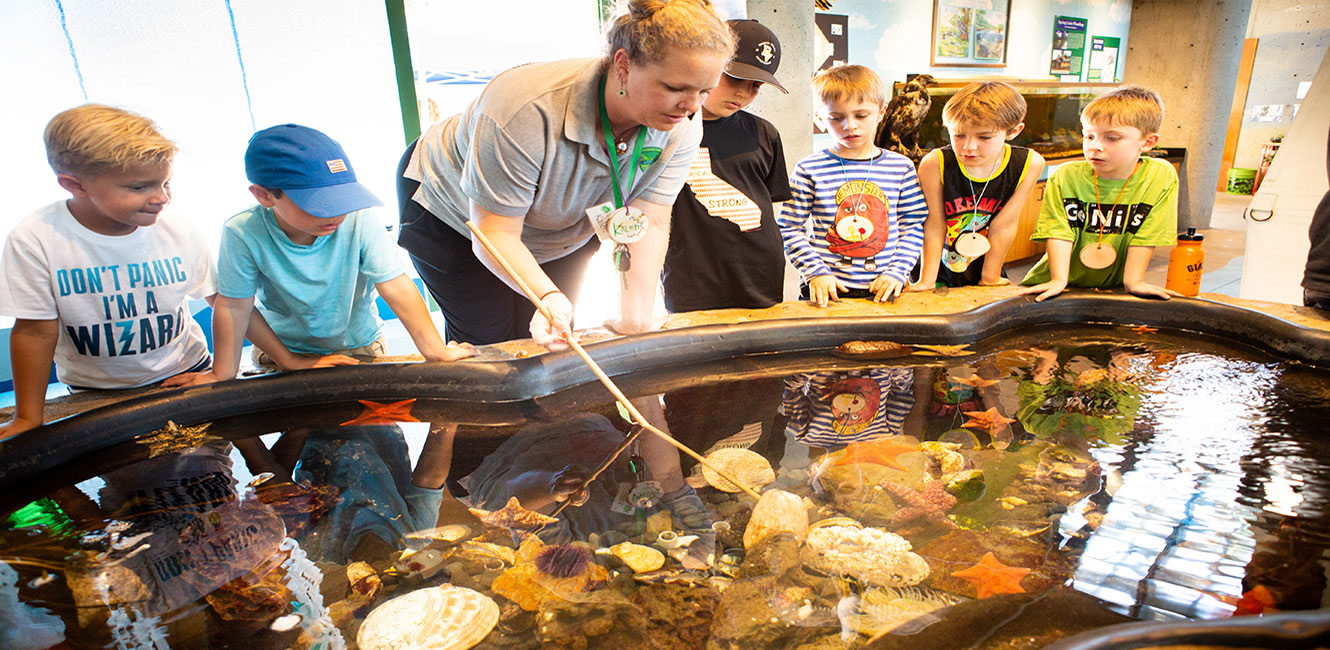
[0,105,217,440]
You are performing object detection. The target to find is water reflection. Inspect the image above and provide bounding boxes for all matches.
[6,329,1330,648]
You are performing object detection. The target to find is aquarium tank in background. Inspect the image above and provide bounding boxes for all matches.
[905,81,1118,161]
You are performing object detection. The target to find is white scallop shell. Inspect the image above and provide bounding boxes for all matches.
[357,585,499,650]
[702,448,776,493]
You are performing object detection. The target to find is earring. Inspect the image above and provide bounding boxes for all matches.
[618,87,626,97]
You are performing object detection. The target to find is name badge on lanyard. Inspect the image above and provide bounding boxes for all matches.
[591,75,649,273]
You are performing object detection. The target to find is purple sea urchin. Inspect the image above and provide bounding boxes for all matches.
[534,544,589,578]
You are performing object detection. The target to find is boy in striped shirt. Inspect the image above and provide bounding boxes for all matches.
[778,65,927,306]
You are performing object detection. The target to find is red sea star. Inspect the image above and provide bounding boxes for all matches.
[834,437,919,470]
[950,551,1031,598]
[341,399,419,426]
[882,480,958,536]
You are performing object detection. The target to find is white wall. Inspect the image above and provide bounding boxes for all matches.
[0,0,407,263]
[1233,0,1330,169]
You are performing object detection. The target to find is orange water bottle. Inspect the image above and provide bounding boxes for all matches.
[1166,228,1205,296]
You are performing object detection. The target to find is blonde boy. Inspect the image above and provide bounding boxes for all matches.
[777,65,927,306]
[0,105,217,439]
[915,82,1045,288]
[1020,87,1179,301]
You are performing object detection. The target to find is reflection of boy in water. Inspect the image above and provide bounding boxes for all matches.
[783,368,918,449]
[461,402,714,552]
[291,424,450,563]
[1016,346,1144,450]
[912,363,1013,447]
[662,378,787,484]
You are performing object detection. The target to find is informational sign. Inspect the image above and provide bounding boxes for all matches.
[815,13,848,71]
[1086,36,1120,82]
[814,13,848,134]
[1050,16,1088,81]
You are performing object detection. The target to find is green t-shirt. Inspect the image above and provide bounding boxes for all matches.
[1021,157,1178,288]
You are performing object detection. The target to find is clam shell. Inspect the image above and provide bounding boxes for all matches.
[406,524,473,544]
[395,548,448,579]
[458,541,517,566]
[743,489,808,548]
[702,448,775,493]
[357,585,498,650]
[608,542,665,573]
[809,517,861,531]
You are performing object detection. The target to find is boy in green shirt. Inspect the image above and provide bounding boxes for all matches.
[1020,86,1179,301]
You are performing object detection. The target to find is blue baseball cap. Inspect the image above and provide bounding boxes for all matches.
[244,124,381,218]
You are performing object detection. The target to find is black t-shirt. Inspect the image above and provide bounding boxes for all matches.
[1303,126,1330,296]
[936,145,1030,287]
[662,111,792,312]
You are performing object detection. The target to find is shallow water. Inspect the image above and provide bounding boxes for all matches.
[4,325,1330,649]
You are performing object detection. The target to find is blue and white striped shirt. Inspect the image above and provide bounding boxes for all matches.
[782,368,917,449]
[778,148,927,287]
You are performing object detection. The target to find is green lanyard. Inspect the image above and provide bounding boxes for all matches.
[598,75,647,209]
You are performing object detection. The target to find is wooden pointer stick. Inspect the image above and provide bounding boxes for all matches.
[465,222,762,500]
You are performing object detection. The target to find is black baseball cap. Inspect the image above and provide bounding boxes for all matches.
[727,19,787,94]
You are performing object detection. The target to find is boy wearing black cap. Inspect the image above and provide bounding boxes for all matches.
[190,124,473,384]
[661,18,793,312]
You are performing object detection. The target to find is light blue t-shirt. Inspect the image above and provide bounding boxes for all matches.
[218,206,405,354]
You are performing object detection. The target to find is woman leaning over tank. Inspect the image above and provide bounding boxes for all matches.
[396,0,736,348]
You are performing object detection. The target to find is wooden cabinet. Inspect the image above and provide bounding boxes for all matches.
[1005,180,1047,262]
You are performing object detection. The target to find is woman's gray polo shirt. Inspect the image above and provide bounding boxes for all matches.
[405,57,703,263]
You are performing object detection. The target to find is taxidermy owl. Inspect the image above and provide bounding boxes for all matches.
[875,74,937,165]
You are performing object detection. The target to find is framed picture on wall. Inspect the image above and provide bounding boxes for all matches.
[931,0,1011,67]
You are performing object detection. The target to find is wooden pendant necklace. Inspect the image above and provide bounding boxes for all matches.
[1079,160,1140,270]
[954,152,1002,260]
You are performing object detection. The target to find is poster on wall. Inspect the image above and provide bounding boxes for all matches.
[1050,16,1088,81]
[930,0,1010,67]
[1086,36,1120,82]
[814,13,849,134]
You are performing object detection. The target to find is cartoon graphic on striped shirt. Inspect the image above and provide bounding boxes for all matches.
[783,368,917,449]
[778,148,927,289]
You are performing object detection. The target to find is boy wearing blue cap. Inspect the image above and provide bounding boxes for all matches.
[191,124,472,384]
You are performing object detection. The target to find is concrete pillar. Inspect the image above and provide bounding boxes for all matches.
[747,0,814,172]
[1122,0,1253,229]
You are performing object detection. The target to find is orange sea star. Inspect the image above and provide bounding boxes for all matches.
[468,497,559,540]
[833,437,919,470]
[912,344,973,357]
[950,551,1031,598]
[955,374,999,388]
[961,407,1016,433]
[1130,325,1159,334]
[340,399,419,426]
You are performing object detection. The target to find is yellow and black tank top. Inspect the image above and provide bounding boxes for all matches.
[937,144,1031,287]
